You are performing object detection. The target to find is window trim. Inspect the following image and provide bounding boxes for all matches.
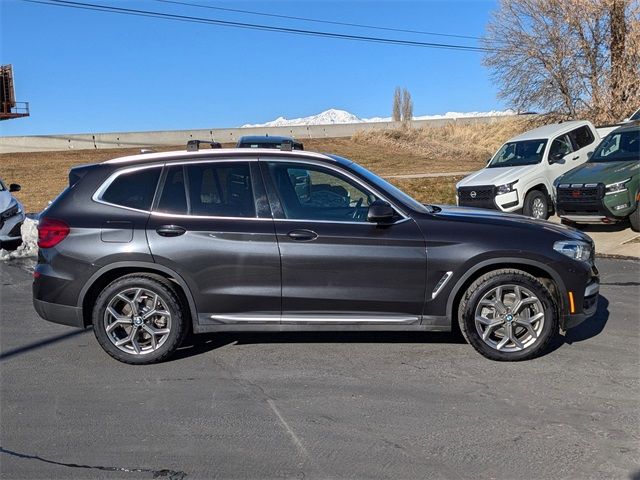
[93,163,164,214]
[261,158,410,224]
[155,159,260,219]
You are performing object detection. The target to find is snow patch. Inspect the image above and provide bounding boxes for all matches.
[241,108,516,128]
[0,217,39,261]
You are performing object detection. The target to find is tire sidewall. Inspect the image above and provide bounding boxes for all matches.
[524,190,549,220]
[460,272,557,361]
[93,276,186,364]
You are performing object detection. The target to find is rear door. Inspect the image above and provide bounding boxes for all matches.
[146,159,281,326]
[567,125,598,164]
[260,158,427,324]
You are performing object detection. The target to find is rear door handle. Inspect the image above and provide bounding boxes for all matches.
[572,155,580,160]
[156,225,186,237]
[287,229,318,241]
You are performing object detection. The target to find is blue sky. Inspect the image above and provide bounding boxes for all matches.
[0,0,501,135]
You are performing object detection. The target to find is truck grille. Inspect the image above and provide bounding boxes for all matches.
[457,186,496,209]
[556,183,604,214]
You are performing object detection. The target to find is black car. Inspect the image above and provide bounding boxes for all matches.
[33,147,599,364]
[237,135,304,150]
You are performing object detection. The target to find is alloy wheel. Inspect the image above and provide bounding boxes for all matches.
[532,198,546,219]
[103,288,172,355]
[474,284,545,352]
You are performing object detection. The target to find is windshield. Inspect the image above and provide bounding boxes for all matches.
[488,139,548,168]
[330,156,429,213]
[630,108,640,121]
[591,130,640,162]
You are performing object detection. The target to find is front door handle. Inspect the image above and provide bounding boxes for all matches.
[156,225,186,237]
[572,155,580,160]
[287,229,318,241]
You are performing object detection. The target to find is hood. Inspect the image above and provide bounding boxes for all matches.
[558,160,639,185]
[0,190,18,213]
[431,204,590,242]
[457,165,539,188]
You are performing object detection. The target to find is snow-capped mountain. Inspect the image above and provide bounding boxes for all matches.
[240,108,515,128]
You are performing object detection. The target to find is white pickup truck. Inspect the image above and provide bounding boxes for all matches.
[456,120,600,220]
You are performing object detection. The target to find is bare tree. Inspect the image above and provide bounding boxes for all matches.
[401,88,414,125]
[483,0,640,124]
[392,87,402,122]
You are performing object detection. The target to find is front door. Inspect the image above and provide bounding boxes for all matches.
[146,160,281,325]
[260,159,427,324]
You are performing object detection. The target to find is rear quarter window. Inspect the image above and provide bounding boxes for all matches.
[568,126,595,150]
[100,167,161,211]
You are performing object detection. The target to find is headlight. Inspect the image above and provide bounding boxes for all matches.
[1,203,21,220]
[553,240,592,262]
[496,181,518,195]
[605,178,630,195]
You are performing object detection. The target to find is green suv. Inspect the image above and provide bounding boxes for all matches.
[555,122,640,231]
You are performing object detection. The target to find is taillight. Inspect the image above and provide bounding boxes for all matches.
[38,218,70,248]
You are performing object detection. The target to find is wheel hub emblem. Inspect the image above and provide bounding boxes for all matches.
[470,191,477,198]
[505,314,514,322]
[133,316,143,326]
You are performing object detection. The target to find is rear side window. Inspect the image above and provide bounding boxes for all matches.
[568,126,595,150]
[155,162,256,218]
[101,167,161,211]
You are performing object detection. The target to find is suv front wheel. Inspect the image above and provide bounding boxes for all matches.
[458,269,558,361]
[523,190,549,220]
[93,274,188,364]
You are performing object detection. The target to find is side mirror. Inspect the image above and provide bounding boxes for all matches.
[367,200,395,223]
[9,183,21,192]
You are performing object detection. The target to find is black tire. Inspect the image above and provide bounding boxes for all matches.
[629,202,640,232]
[92,273,188,364]
[458,269,558,361]
[523,190,549,220]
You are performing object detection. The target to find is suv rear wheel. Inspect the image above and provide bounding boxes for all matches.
[523,190,549,220]
[458,269,558,361]
[92,274,188,364]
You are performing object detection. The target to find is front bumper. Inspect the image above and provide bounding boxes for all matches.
[563,278,599,329]
[0,211,25,242]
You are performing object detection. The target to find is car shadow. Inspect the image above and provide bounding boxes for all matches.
[172,329,466,361]
[173,296,611,362]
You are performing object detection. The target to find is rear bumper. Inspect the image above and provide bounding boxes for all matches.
[33,298,84,328]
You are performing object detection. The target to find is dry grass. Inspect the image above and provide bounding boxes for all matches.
[352,116,544,174]
[0,117,542,212]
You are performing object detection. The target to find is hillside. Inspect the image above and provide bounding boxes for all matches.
[1,117,537,212]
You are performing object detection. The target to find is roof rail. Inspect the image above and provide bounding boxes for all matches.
[187,140,222,152]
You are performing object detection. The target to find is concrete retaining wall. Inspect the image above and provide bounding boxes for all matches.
[0,115,511,154]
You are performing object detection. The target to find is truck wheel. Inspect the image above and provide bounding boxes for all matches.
[630,203,640,232]
[92,274,188,364]
[523,190,549,220]
[458,269,558,361]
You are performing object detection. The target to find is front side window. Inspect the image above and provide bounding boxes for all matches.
[101,167,161,211]
[488,139,548,168]
[549,134,574,160]
[568,126,595,150]
[591,130,640,162]
[156,162,256,217]
[267,162,376,222]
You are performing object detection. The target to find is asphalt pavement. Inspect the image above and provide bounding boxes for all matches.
[0,258,638,480]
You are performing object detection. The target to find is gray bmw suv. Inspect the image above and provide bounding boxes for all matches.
[33,147,599,364]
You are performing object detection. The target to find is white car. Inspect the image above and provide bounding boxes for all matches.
[456,120,600,220]
[0,179,25,248]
